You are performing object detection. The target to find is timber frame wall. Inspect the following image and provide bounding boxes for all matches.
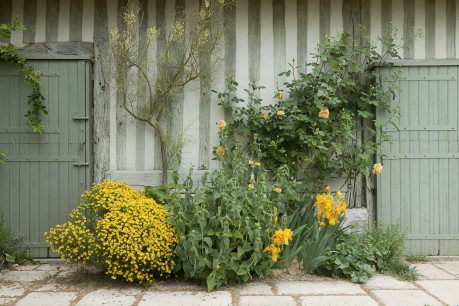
[1,0,458,211]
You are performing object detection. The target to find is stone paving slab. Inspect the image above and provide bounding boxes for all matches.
[364,274,417,290]
[300,295,379,306]
[0,297,16,305]
[138,291,233,306]
[239,295,297,306]
[16,292,78,306]
[413,263,457,280]
[0,270,58,282]
[0,283,25,296]
[276,280,365,295]
[238,282,274,295]
[371,289,443,306]
[416,280,459,306]
[76,289,139,306]
[435,262,459,276]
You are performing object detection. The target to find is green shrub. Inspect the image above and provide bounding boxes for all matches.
[316,222,414,283]
[0,215,32,266]
[165,122,296,291]
[45,181,178,285]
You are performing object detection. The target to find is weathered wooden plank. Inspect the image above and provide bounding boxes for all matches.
[93,0,110,182]
[116,0,128,170]
[285,0,297,68]
[273,0,286,84]
[361,0,370,35]
[434,0,446,59]
[23,0,37,43]
[46,0,59,42]
[297,0,307,71]
[154,0,166,170]
[404,0,415,58]
[259,0,274,103]
[319,0,330,40]
[0,72,11,223]
[135,0,148,171]
[306,0,319,69]
[223,0,236,120]
[381,0,391,55]
[81,0,94,41]
[248,0,261,83]
[446,0,456,58]
[10,0,24,45]
[198,0,212,170]
[342,0,360,45]
[70,0,83,41]
[425,0,435,59]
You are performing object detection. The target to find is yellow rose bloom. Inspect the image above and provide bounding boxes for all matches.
[277,110,285,116]
[262,113,269,120]
[216,146,225,156]
[372,163,383,175]
[319,109,330,119]
[217,119,226,129]
[276,91,284,100]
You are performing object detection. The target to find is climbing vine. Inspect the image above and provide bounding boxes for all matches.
[0,18,47,134]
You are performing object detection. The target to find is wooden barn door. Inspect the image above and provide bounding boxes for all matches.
[0,58,91,257]
[377,63,459,255]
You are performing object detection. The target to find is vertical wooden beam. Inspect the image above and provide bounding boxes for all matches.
[0,0,12,43]
[116,0,128,170]
[154,0,166,170]
[342,0,360,42]
[404,0,415,58]
[93,0,110,182]
[446,0,456,58]
[297,0,307,71]
[360,0,370,36]
[70,0,83,41]
[273,0,286,83]
[425,0,435,59]
[45,0,59,42]
[319,0,330,41]
[248,0,261,83]
[135,0,148,171]
[170,0,185,170]
[198,0,212,169]
[223,0,236,120]
[23,0,37,43]
[381,0,391,54]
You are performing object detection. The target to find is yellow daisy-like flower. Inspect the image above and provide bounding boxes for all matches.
[248,160,253,165]
[216,146,225,156]
[262,113,269,120]
[276,91,284,100]
[336,190,342,198]
[248,184,255,190]
[277,110,285,116]
[255,162,261,167]
[217,119,226,129]
[274,187,282,194]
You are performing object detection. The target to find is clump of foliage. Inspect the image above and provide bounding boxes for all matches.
[276,186,347,273]
[0,18,47,134]
[45,181,178,285]
[316,222,417,282]
[165,121,295,291]
[0,214,33,266]
[218,28,417,196]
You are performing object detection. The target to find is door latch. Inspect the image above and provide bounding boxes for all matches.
[73,162,89,167]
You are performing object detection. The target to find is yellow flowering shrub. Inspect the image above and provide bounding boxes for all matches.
[45,181,178,285]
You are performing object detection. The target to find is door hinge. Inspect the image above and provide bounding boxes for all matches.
[72,116,89,121]
[73,162,89,167]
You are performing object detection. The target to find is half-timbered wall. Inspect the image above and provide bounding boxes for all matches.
[1,0,458,198]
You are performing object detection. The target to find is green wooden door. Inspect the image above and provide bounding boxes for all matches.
[0,59,91,257]
[377,64,459,255]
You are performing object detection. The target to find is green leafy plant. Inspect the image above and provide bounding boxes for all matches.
[316,222,416,283]
[218,27,420,196]
[405,255,428,263]
[0,18,47,134]
[165,121,296,291]
[0,214,33,266]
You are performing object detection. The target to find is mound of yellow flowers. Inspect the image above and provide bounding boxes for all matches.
[315,186,347,226]
[45,181,178,285]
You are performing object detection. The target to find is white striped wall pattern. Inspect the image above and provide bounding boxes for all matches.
[1,0,458,182]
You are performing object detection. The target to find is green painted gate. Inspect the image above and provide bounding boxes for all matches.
[0,58,91,257]
[377,62,459,255]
